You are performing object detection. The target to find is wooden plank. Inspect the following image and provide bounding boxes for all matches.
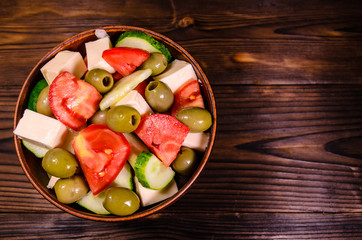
[0,1,361,86]
[1,213,362,239]
[4,84,362,214]
[2,0,362,238]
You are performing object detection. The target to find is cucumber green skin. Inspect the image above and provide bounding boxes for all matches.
[134,151,175,190]
[77,191,110,215]
[129,177,134,191]
[134,151,154,189]
[116,31,172,63]
[22,139,49,158]
[27,79,48,111]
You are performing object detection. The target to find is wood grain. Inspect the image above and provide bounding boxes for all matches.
[2,213,362,239]
[1,1,362,86]
[3,85,362,214]
[1,0,362,238]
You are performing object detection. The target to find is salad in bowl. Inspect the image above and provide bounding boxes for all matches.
[13,26,216,221]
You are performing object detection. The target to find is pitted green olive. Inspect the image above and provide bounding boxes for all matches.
[145,81,174,112]
[106,105,141,133]
[85,69,114,93]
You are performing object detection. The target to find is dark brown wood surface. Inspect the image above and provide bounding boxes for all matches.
[1,0,362,239]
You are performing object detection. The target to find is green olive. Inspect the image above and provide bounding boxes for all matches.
[172,147,198,176]
[36,86,53,117]
[106,105,141,133]
[103,187,140,216]
[176,107,212,132]
[54,175,88,204]
[145,81,174,112]
[42,148,79,178]
[84,68,114,93]
[89,109,108,125]
[140,52,168,76]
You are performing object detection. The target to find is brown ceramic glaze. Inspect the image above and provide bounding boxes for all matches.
[13,26,216,221]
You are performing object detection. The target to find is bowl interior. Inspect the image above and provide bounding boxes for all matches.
[14,26,216,221]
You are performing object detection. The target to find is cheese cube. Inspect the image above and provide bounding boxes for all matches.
[153,59,197,93]
[41,50,87,84]
[123,133,149,156]
[85,37,115,74]
[134,177,178,207]
[182,132,210,152]
[14,109,68,149]
[61,128,79,154]
[113,90,153,117]
[123,133,149,168]
[47,176,60,189]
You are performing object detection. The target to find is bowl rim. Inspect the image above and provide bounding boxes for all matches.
[13,25,217,221]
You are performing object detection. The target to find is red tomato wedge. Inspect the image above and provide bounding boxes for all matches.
[134,114,189,167]
[49,71,102,131]
[171,79,205,117]
[102,47,150,77]
[72,124,131,195]
[112,71,123,81]
[134,79,148,99]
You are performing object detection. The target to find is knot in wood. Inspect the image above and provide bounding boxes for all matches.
[178,16,194,28]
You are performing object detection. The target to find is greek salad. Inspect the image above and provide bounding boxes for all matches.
[14,29,212,216]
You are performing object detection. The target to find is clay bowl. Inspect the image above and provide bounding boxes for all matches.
[13,26,216,221]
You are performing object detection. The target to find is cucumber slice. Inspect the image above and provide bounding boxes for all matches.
[109,162,134,190]
[116,31,172,63]
[27,79,48,112]
[77,191,110,215]
[22,139,50,158]
[134,151,175,190]
[77,163,134,215]
[99,69,152,111]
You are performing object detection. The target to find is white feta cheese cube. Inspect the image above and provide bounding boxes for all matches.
[113,90,153,117]
[41,50,87,84]
[47,176,60,189]
[182,132,210,152]
[14,109,68,149]
[123,133,149,168]
[85,37,115,74]
[61,128,79,155]
[153,59,197,93]
[134,177,178,207]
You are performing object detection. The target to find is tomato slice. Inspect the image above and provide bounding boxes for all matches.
[112,72,123,81]
[72,124,131,195]
[134,114,189,167]
[171,79,205,117]
[49,71,102,131]
[134,79,148,99]
[102,47,150,77]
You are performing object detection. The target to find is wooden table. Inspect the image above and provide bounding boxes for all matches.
[1,0,362,239]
